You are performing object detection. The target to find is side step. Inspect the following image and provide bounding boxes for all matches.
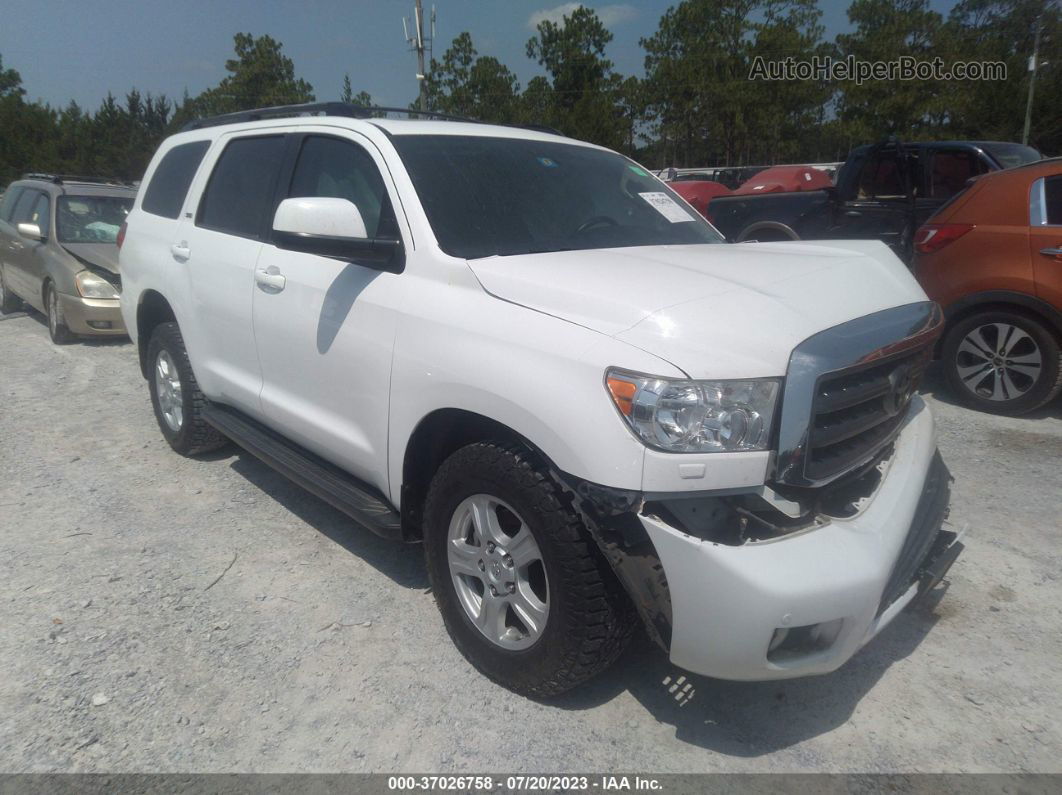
[201,402,403,542]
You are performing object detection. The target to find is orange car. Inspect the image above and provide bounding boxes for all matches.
[914,158,1062,415]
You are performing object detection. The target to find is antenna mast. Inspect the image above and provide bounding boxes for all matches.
[403,1,435,111]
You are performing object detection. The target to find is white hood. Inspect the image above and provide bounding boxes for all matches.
[467,240,928,378]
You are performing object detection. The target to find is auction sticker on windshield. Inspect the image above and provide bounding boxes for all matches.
[639,192,694,223]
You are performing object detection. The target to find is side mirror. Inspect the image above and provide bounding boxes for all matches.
[272,197,404,273]
[17,222,43,242]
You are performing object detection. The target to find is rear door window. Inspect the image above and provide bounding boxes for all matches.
[142,140,211,219]
[197,136,286,239]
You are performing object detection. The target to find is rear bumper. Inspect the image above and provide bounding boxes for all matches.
[639,396,959,680]
[57,293,127,336]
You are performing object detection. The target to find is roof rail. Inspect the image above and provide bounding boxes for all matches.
[180,102,479,131]
[21,173,135,187]
[179,101,566,137]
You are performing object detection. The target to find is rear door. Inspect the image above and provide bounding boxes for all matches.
[1030,173,1062,309]
[173,133,288,415]
[831,143,913,257]
[250,129,408,492]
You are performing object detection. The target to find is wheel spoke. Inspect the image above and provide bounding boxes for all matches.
[470,496,508,547]
[1000,369,1025,398]
[989,371,1006,401]
[506,527,540,569]
[510,587,548,637]
[957,361,992,387]
[957,337,992,362]
[448,540,482,577]
[476,595,506,638]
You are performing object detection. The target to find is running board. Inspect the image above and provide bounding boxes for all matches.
[201,402,403,542]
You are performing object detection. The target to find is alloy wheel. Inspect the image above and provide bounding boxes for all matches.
[154,349,184,432]
[446,494,549,650]
[48,288,59,336]
[955,322,1043,402]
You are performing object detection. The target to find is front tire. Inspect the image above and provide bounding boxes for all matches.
[423,441,634,697]
[941,309,1062,415]
[45,283,74,344]
[146,322,228,455]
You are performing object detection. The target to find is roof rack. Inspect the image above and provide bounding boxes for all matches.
[22,173,135,188]
[181,102,478,131]
[180,101,566,137]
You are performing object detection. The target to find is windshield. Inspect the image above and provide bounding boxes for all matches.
[57,195,134,243]
[984,143,1041,170]
[391,135,724,259]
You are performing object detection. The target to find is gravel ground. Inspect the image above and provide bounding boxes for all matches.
[1,307,1060,774]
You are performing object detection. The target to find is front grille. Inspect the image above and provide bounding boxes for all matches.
[805,345,931,482]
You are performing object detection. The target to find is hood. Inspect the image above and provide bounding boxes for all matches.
[62,243,120,276]
[467,240,928,378]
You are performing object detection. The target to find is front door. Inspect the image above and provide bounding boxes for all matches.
[251,130,408,493]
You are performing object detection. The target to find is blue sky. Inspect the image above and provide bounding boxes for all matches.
[1,0,959,111]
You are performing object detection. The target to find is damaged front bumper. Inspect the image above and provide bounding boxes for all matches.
[558,395,962,681]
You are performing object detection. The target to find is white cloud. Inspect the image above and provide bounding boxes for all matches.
[526,3,638,31]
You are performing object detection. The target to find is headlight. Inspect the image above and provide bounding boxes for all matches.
[74,271,119,300]
[606,369,780,453]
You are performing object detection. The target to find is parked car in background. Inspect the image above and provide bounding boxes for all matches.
[731,165,834,195]
[708,141,1042,261]
[119,102,961,696]
[913,158,1062,415]
[667,179,731,219]
[0,174,135,343]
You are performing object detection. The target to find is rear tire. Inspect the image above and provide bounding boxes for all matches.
[45,283,74,345]
[941,309,1062,415]
[0,268,21,314]
[423,441,634,697]
[147,322,229,455]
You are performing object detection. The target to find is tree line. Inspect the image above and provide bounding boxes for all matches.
[1,0,1058,187]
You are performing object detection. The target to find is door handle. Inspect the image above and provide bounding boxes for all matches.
[1039,247,1062,260]
[844,210,862,218]
[254,267,286,292]
[171,242,191,260]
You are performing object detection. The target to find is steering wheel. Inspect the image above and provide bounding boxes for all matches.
[574,215,619,235]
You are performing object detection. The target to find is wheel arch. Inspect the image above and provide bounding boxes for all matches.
[737,221,800,242]
[136,290,177,378]
[942,291,1062,340]
[399,408,548,540]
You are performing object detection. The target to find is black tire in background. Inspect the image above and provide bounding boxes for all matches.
[941,308,1062,416]
[45,283,74,345]
[146,321,229,455]
[0,269,21,314]
[423,440,634,698]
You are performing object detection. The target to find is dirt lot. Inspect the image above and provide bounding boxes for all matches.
[1,306,1060,774]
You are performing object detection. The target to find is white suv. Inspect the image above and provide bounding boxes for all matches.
[119,103,963,696]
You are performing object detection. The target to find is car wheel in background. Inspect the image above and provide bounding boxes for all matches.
[423,440,634,698]
[45,283,74,345]
[146,321,229,455]
[0,269,21,314]
[942,309,1062,415]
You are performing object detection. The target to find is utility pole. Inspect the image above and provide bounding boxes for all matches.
[1023,14,1043,146]
[403,1,435,111]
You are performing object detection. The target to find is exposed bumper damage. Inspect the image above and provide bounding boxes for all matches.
[556,396,963,681]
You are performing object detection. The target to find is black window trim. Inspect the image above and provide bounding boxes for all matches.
[194,133,289,242]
